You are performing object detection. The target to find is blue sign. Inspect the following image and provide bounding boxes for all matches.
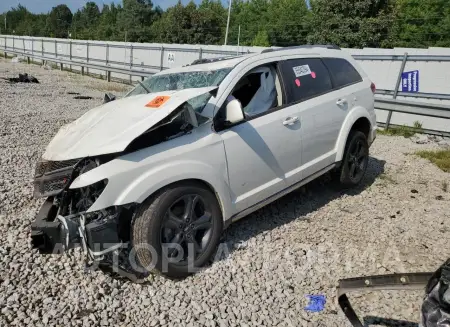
[401,70,419,93]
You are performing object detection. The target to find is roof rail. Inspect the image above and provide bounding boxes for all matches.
[261,44,341,54]
[187,55,244,66]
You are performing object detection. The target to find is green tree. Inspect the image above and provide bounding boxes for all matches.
[307,0,396,48]
[266,0,310,46]
[391,0,450,48]
[251,30,270,46]
[46,5,72,38]
[117,0,157,42]
[71,2,101,39]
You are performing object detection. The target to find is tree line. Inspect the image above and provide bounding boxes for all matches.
[1,0,450,49]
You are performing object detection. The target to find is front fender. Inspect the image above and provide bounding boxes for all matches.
[335,106,374,162]
[69,130,234,220]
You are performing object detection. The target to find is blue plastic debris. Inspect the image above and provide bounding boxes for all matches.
[305,295,326,312]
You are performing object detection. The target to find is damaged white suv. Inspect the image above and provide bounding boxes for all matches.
[31,45,377,281]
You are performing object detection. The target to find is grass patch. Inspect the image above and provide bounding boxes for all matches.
[415,150,450,172]
[378,121,424,138]
[90,82,131,93]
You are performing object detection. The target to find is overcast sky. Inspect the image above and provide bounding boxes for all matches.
[0,0,215,14]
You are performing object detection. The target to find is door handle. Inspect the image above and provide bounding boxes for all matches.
[283,116,299,126]
[336,98,347,106]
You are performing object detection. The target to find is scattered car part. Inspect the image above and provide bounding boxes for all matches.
[2,73,39,83]
[103,93,116,104]
[74,95,93,100]
[337,272,434,327]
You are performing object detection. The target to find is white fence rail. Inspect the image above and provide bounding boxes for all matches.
[2,35,450,134]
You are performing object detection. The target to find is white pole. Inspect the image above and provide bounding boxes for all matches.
[224,0,232,45]
[237,25,241,55]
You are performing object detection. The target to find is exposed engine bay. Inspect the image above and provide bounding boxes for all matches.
[31,102,201,282]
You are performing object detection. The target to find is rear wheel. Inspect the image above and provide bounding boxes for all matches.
[131,182,223,278]
[334,131,369,187]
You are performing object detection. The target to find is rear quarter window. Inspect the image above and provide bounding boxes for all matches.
[280,58,333,104]
[323,58,363,89]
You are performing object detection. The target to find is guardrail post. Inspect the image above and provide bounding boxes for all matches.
[27,57,30,64]
[199,48,203,60]
[160,46,164,71]
[129,44,133,83]
[31,38,34,57]
[55,39,58,59]
[81,66,85,76]
[69,40,72,71]
[385,52,408,130]
[12,36,14,52]
[41,39,44,65]
[106,43,109,81]
[86,42,89,75]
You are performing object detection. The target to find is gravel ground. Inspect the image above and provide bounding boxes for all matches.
[1,57,449,327]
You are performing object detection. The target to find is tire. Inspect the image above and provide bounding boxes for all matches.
[131,182,223,278]
[333,131,369,187]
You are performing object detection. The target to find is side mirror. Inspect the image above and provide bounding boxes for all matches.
[225,99,244,125]
[103,93,116,104]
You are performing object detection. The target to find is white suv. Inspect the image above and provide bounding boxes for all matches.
[31,45,377,281]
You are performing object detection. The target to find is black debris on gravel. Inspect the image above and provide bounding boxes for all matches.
[74,95,93,100]
[2,73,39,84]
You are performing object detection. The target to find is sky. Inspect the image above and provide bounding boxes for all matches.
[0,0,216,14]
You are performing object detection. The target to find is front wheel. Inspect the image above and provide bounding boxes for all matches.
[131,182,223,278]
[334,131,369,187]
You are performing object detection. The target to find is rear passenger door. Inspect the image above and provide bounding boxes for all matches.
[279,58,344,178]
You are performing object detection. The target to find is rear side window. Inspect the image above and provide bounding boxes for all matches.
[323,58,362,88]
[280,58,332,103]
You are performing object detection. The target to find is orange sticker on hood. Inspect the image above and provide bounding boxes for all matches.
[145,96,170,108]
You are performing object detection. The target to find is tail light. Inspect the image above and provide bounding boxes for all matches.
[370,82,376,94]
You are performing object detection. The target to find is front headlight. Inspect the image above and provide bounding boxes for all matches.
[70,179,108,213]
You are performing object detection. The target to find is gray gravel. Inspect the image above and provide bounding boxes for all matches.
[1,57,450,327]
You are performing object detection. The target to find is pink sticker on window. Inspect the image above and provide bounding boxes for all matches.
[311,72,316,79]
[295,79,301,87]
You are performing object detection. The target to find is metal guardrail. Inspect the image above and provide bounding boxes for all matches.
[375,98,450,137]
[375,89,450,101]
[2,48,159,81]
[2,43,450,137]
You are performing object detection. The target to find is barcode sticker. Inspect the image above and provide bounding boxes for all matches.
[293,65,311,77]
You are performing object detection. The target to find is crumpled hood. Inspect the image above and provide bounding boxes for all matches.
[42,87,216,161]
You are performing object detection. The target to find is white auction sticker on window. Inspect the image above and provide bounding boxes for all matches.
[293,65,311,77]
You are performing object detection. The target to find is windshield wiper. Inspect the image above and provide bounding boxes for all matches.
[137,80,151,94]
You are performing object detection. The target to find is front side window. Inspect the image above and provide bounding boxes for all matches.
[280,58,332,104]
[227,64,281,118]
[323,58,362,88]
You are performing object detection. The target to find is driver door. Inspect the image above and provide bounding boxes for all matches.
[217,62,303,214]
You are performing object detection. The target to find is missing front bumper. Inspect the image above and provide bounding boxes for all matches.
[31,198,121,256]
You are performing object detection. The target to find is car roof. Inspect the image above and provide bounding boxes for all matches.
[153,45,349,76]
[153,55,254,76]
